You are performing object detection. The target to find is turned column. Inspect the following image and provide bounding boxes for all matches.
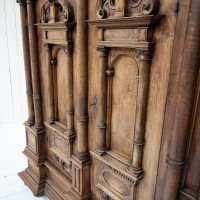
[17,0,35,126]
[44,44,54,124]
[163,0,200,198]
[130,49,151,176]
[27,0,43,129]
[76,0,89,160]
[64,44,74,135]
[96,47,109,154]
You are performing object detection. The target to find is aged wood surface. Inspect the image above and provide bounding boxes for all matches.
[17,0,200,199]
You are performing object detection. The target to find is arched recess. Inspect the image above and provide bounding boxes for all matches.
[108,54,139,160]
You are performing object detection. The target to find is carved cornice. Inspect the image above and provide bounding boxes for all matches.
[41,0,74,23]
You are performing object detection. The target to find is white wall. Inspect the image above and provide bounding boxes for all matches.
[0,0,28,124]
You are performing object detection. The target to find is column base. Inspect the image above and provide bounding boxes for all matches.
[129,165,143,177]
[71,155,91,200]
[94,148,107,156]
[75,152,90,162]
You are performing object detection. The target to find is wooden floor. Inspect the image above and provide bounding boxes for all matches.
[0,123,48,200]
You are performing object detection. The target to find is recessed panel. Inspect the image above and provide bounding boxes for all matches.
[111,55,138,160]
[56,50,68,125]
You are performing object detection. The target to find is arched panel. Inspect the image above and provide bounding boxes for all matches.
[111,54,138,160]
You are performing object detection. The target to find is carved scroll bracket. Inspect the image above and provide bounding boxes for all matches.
[41,0,74,23]
[96,0,160,19]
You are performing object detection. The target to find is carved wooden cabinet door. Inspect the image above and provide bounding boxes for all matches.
[17,0,200,199]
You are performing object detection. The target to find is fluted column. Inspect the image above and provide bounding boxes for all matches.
[64,44,74,135]
[76,0,89,161]
[44,44,54,124]
[27,0,43,129]
[95,47,109,154]
[130,49,151,177]
[17,0,35,126]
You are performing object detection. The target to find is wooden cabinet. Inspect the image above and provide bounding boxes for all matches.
[17,0,200,199]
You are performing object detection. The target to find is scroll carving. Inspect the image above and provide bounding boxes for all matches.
[96,0,160,18]
[96,0,116,19]
[52,152,72,172]
[41,0,74,23]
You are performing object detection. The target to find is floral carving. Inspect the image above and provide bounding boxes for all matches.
[41,0,74,23]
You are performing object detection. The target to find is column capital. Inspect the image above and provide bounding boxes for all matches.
[136,49,153,61]
[26,0,34,4]
[17,0,26,5]
[63,43,74,54]
[44,43,52,51]
[97,46,109,56]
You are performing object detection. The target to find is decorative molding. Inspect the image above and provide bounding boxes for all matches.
[90,151,142,184]
[166,154,185,170]
[41,0,74,23]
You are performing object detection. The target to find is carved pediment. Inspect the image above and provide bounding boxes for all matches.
[96,0,160,19]
[41,0,74,23]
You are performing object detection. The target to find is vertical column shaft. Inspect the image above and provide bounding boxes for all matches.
[27,0,43,129]
[18,0,35,126]
[44,44,54,124]
[64,45,74,135]
[96,47,109,154]
[163,0,200,198]
[130,50,151,176]
[76,0,89,160]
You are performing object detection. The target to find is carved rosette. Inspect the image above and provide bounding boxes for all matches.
[41,0,74,23]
